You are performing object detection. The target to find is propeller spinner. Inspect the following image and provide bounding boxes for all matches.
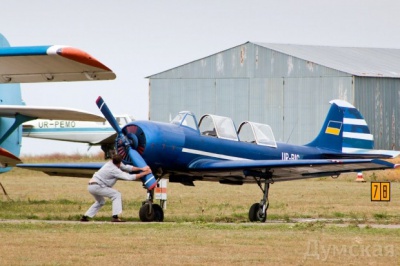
[96,96,157,190]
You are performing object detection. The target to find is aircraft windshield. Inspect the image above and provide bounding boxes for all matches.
[171,111,198,130]
[199,114,238,141]
[238,121,277,147]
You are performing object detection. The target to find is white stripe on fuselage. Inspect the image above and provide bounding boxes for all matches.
[182,148,250,161]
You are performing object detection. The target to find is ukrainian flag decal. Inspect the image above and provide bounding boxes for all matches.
[325,121,342,135]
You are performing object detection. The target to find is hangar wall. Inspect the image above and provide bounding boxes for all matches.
[149,76,353,145]
[148,42,400,148]
[354,77,400,150]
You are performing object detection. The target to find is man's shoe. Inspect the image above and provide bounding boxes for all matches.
[111,218,126,222]
[80,216,89,222]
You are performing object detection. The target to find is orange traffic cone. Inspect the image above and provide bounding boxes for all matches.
[355,172,366,182]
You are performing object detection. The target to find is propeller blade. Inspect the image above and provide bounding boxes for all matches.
[96,96,157,190]
[96,96,122,134]
[127,148,157,190]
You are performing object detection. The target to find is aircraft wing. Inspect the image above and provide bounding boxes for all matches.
[16,158,398,182]
[91,133,117,145]
[17,162,104,178]
[0,45,115,83]
[0,106,105,122]
[187,158,398,182]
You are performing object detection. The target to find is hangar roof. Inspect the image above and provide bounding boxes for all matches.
[255,42,400,78]
[148,42,400,78]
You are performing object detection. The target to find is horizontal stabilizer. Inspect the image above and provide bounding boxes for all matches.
[0,105,105,122]
[0,45,115,83]
[324,148,400,159]
[342,148,400,158]
[0,147,22,166]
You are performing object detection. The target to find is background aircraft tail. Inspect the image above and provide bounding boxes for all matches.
[307,99,399,158]
[0,34,24,172]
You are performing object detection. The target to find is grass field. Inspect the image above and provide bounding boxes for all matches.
[0,154,399,265]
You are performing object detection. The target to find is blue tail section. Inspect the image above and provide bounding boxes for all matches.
[307,100,374,153]
[0,34,24,172]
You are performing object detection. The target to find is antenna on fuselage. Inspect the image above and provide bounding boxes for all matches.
[285,118,298,144]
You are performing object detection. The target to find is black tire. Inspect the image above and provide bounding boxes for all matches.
[139,203,155,222]
[152,204,164,222]
[248,202,267,222]
[249,203,259,222]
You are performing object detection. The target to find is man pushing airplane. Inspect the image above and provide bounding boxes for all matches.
[80,154,151,222]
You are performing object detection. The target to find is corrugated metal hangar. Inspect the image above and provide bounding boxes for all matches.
[147,42,400,150]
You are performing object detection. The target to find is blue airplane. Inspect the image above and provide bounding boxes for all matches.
[19,96,400,222]
[0,33,115,172]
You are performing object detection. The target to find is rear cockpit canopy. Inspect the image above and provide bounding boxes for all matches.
[171,111,276,147]
[238,121,277,147]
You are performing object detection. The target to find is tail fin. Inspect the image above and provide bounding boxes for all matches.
[0,34,24,171]
[307,100,374,152]
[307,100,400,158]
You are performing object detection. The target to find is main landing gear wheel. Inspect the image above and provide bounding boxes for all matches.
[139,203,164,222]
[249,176,272,223]
[249,202,269,222]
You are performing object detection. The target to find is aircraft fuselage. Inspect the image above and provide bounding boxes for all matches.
[126,120,327,174]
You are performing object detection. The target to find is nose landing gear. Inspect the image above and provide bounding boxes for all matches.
[139,188,164,222]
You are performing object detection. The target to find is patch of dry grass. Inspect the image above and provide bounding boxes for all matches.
[0,222,399,265]
[1,161,399,223]
[0,154,399,264]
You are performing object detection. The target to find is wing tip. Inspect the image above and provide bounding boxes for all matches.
[49,46,114,73]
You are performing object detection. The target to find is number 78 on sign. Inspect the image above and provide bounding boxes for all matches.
[371,182,391,201]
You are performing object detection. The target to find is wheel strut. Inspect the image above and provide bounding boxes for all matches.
[249,176,273,222]
[139,188,164,222]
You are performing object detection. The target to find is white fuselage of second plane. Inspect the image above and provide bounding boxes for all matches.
[22,115,134,144]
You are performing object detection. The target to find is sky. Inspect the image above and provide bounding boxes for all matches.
[1,0,400,155]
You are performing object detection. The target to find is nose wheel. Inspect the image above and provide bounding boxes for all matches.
[139,189,164,222]
[139,202,164,222]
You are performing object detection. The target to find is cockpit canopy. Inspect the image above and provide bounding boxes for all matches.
[170,111,198,130]
[198,114,238,141]
[237,121,277,147]
[170,111,276,147]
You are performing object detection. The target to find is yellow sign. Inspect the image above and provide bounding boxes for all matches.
[371,182,391,201]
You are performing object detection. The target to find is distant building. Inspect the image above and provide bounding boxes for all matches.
[147,42,400,150]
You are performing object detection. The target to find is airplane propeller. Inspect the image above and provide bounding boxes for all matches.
[96,96,157,190]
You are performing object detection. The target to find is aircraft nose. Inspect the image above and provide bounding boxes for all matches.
[122,124,147,155]
[96,96,156,190]
[126,133,138,149]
